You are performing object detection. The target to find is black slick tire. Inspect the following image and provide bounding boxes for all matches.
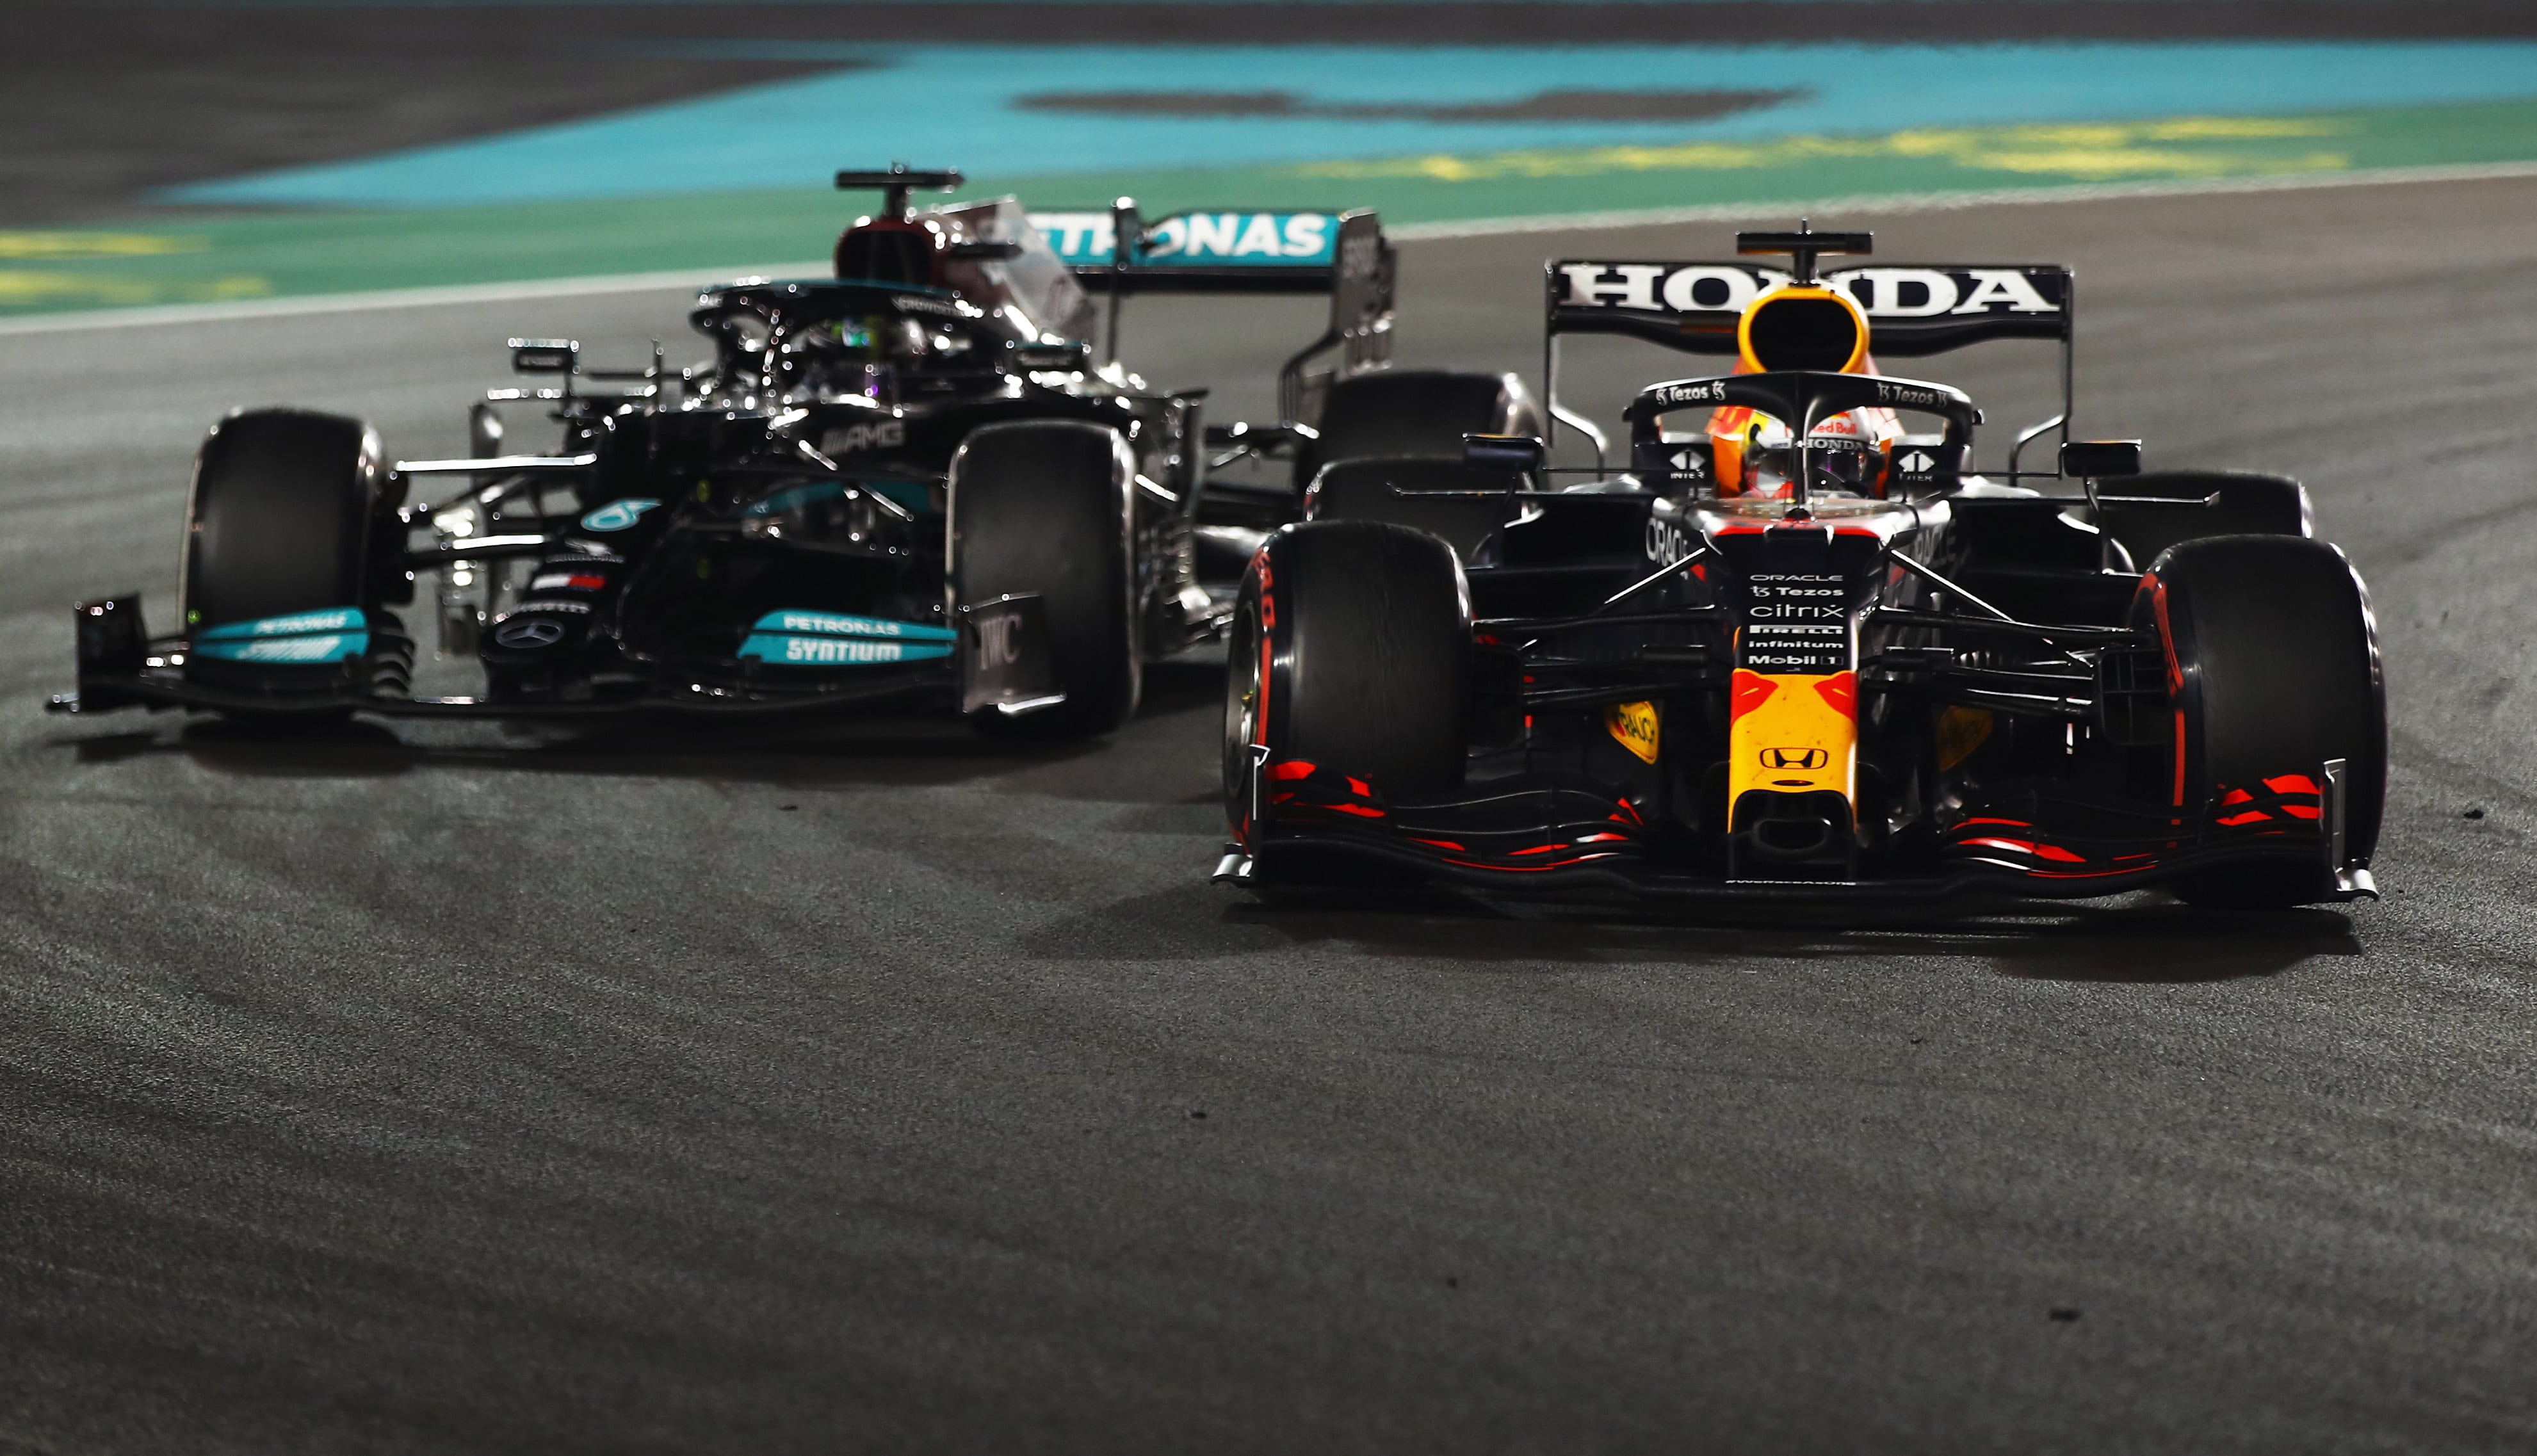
[950,419,1140,738]
[1296,369,1544,490]
[1303,456,1519,561]
[181,408,394,630]
[1225,521,1469,854]
[2132,535,2385,907]
[2099,469,2309,570]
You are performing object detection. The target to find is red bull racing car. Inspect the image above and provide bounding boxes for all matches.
[1218,227,2384,907]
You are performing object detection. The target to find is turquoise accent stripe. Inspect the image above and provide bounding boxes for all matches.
[744,481,847,515]
[1031,209,1341,268]
[738,635,954,667]
[745,478,937,519]
[195,606,366,640]
[750,610,958,642]
[193,606,371,665]
[195,633,368,665]
[867,480,935,516]
[581,497,661,532]
[165,42,2537,208]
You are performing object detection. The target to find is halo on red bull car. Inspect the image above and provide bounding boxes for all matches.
[1217,223,2384,909]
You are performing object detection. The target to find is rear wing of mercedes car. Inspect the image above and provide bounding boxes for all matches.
[1543,256,2077,476]
[1030,204,1395,426]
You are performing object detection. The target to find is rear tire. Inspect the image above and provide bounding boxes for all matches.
[1225,522,1469,848]
[1296,369,1543,490]
[2133,535,2384,907]
[2100,469,2308,570]
[1304,456,1519,560]
[181,408,395,630]
[950,420,1140,738]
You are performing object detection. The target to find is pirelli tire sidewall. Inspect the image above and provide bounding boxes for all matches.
[1231,521,1471,846]
[948,418,1140,737]
[2132,533,2387,882]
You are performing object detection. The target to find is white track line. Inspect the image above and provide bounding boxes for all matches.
[0,263,826,338]
[1388,159,2537,240]
[7,159,2537,336]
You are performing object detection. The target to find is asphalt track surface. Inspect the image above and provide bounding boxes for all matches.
[4,179,2537,1453]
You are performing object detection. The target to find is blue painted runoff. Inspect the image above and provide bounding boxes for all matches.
[167,42,2537,207]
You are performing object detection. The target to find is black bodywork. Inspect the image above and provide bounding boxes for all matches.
[54,190,1396,727]
[1222,237,2385,905]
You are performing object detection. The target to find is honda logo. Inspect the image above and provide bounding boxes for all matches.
[1761,746,1829,770]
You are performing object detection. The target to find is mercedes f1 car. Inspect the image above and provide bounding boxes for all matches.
[1219,227,2385,907]
[54,166,1486,738]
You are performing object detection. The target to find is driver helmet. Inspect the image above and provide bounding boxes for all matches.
[1701,278,1902,498]
[1723,406,1904,500]
[790,313,928,403]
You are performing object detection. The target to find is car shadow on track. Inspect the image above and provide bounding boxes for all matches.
[51,661,1228,794]
[1025,881,2360,982]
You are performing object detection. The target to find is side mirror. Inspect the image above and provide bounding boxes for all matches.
[1631,437,1714,492]
[467,401,504,459]
[1889,439,1965,494]
[2060,439,2143,478]
[509,337,578,375]
[949,239,1024,261]
[1008,340,1090,372]
[1464,433,1545,473]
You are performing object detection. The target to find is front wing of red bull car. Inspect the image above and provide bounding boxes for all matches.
[1218,229,2384,908]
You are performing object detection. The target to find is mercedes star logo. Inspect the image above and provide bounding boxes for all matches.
[493,617,569,650]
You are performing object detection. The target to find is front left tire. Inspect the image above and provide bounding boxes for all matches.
[1226,521,1471,851]
[182,407,397,631]
[2133,534,2385,907]
[949,419,1141,738]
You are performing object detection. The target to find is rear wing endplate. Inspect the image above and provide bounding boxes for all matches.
[1029,204,1395,426]
[1543,260,2077,476]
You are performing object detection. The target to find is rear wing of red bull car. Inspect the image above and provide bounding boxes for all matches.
[1544,253,2076,477]
[1031,203,1395,426]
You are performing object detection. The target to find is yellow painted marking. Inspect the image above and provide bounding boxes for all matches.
[0,271,268,307]
[1301,115,2353,185]
[1936,706,1995,772]
[0,232,206,261]
[1728,670,1856,811]
[1605,699,1660,765]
